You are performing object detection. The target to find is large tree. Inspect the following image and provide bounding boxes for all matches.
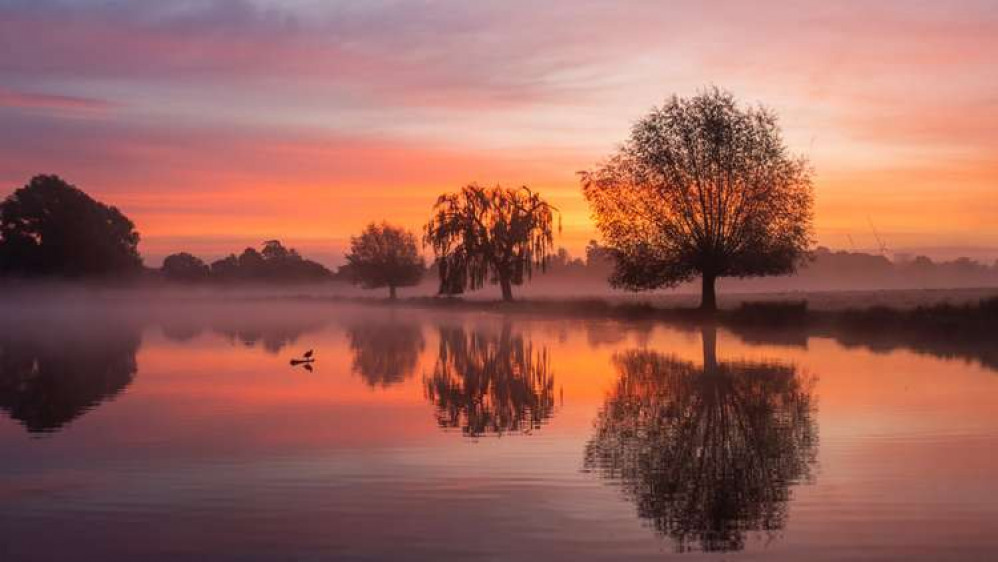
[0,175,142,277]
[581,88,813,310]
[344,222,424,299]
[424,184,557,302]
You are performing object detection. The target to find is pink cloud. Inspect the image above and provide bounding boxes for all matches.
[0,87,116,113]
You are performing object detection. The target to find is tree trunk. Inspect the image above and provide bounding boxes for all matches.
[701,326,718,373]
[499,276,514,302]
[700,272,717,312]
[389,285,397,300]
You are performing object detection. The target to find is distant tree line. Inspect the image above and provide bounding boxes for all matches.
[6,89,995,307]
[527,242,998,292]
[164,240,333,284]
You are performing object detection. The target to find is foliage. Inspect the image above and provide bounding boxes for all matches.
[344,222,424,299]
[161,252,210,282]
[424,184,558,301]
[581,88,813,309]
[0,175,142,277]
[208,240,332,283]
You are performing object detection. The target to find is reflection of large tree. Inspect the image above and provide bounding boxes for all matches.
[584,328,817,552]
[0,321,141,433]
[425,324,556,437]
[347,323,425,387]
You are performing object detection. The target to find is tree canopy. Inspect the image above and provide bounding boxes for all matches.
[344,222,424,299]
[162,252,210,282]
[0,175,142,278]
[424,184,558,301]
[207,240,332,283]
[581,88,813,310]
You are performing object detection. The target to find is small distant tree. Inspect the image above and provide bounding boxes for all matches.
[0,175,142,277]
[345,222,424,299]
[161,252,209,282]
[581,88,813,311]
[424,184,558,302]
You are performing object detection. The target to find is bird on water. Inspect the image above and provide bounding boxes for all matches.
[290,349,316,368]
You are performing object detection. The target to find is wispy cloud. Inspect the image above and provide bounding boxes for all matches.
[0,0,995,256]
[0,87,116,114]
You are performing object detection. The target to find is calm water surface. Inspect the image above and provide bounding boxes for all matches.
[1,300,996,561]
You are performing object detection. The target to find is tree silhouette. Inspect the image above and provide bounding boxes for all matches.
[161,252,210,282]
[0,318,141,433]
[584,328,817,552]
[0,175,142,277]
[424,324,557,436]
[424,184,558,301]
[208,240,331,283]
[581,88,813,310]
[344,222,424,299]
[347,322,425,387]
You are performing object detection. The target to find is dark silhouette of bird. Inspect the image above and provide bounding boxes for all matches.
[290,349,316,370]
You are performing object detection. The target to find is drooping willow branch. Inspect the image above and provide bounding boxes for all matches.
[424,184,558,300]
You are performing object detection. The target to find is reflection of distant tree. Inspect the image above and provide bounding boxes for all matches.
[425,324,556,437]
[584,328,817,552]
[0,322,141,433]
[585,320,654,349]
[347,323,425,387]
[159,322,204,343]
[221,325,310,354]
[159,315,327,355]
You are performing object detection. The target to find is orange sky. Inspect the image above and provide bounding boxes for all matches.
[0,1,996,266]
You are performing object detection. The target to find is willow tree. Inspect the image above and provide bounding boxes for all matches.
[581,88,814,311]
[424,184,557,302]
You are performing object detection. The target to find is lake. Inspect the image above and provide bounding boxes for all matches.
[1,299,996,561]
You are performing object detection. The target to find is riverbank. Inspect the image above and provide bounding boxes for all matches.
[312,291,998,370]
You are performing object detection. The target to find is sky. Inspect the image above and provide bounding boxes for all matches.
[0,0,996,266]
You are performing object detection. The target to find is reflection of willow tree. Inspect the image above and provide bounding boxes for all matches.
[0,321,141,433]
[584,328,817,552]
[425,324,556,437]
[347,323,425,387]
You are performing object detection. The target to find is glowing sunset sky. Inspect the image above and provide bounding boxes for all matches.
[1,0,995,266]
